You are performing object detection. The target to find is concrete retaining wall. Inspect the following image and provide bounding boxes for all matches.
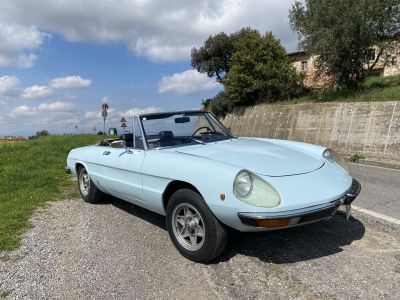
[222,101,400,160]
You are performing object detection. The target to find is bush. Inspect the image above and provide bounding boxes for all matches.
[223,31,303,105]
[350,154,365,163]
[210,91,233,118]
[36,130,49,137]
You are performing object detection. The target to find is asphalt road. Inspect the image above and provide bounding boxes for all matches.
[1,165,400,299]
[349,163,400,220]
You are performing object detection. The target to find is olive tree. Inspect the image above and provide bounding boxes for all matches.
[191,28,255,83]
[223,31,301,105]
[289,0,400,89]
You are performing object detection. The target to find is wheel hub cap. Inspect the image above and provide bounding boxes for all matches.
[172,203,205,251]
[79,169,90,196]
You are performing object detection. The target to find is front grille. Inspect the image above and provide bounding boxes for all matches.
[298,205,339,224]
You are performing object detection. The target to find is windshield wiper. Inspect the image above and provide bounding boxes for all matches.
[192,138,206,144]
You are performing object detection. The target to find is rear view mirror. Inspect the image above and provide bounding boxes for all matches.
[175,116,190,123]
[111,140,132,153]
[111,140,126,148]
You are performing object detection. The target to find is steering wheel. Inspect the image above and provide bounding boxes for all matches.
[191,126,213,137]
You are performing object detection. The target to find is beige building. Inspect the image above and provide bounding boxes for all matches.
[288,43,400,87]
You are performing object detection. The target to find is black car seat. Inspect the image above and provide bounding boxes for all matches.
[120,133,134,147]
[158,131,175,147]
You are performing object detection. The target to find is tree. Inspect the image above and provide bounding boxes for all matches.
[209,91,233,118]
[191,28,255,82]
[36,130,49,137]
[289,0,400,89]
[223,31,301,105]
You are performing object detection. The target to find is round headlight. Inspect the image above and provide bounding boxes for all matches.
[323,149,332,160]
[323,148,349,173]
[233,170,281,208]
[233,171,252,198]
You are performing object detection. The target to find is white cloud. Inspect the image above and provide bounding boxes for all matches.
[49,75,92,89]
[158,70,219,95]
[84,111,102,120]
[16,53,38,69]
[0,23,48,68]
[37,101,76,111]
[124,106,163,118]
[0,1,298,62]
[0,75,20,97]
[9,101,76,118]
[21,85,53,99]
[9,105,35,117]
[84,106,162,122]
[2,103,163,135]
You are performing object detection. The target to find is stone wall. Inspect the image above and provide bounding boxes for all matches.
[222,101,400,160]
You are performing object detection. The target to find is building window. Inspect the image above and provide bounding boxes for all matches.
[301,61,308,71]
[368,48,375,61]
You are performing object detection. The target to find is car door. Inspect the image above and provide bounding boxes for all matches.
[99,117,147,205]
[100,147,145,203]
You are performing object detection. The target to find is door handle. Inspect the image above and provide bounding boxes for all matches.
[103,151,111,155]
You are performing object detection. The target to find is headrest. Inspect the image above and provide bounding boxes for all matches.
[159,131,173,139]
[120,133,133,141]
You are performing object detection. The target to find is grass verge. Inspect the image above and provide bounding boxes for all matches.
[278,74,400,104]
[0,291,11,298]
[0,134,101,251]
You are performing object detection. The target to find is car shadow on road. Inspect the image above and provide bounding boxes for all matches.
[102,196,168,230]
[216,212,366,264]
[103,196,365,264]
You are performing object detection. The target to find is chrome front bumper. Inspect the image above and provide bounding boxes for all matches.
[238,179,361,229]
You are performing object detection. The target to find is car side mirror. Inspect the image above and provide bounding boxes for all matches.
[111,140,132,153]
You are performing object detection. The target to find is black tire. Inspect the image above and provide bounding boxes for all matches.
[77,166,104,204]
[166,189,228,263]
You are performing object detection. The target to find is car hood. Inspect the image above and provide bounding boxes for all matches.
[174,138,324,177]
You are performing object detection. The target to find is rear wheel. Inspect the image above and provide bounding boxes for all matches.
[166,189,228,263]
[78,166,104,203]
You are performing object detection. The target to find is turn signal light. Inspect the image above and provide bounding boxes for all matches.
[256,218,291,228]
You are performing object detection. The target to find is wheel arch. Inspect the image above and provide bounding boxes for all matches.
[162,180,203,211]
[75,162,87,175]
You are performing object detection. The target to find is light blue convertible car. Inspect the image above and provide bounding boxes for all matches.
[66,110,361,262]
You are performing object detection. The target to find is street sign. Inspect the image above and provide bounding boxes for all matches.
[121,122,127,129]
[120,117,127,123]
[101,102,109,135]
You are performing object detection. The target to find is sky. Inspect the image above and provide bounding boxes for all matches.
[0,0,299,136]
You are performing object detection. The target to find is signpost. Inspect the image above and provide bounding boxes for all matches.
[102,102,109,135]
[120,116,127,132]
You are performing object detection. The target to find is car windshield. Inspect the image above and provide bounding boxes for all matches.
[140,112,234,149]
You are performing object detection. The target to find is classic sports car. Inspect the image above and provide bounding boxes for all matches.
[66,110,361,263]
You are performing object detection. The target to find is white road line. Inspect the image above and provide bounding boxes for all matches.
[349,162,400,172]
[352,205,400,225]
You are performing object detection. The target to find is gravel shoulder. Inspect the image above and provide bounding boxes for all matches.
[1,197,399,299]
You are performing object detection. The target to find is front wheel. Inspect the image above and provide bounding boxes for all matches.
[78,166,104,203]
[166,189,228,263]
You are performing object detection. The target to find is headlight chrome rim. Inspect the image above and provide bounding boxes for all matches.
[323,148,349,174]
[233,170,253,198]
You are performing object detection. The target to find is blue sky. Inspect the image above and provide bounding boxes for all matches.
[0,0,297,136]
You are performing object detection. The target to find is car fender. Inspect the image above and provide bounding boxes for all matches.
[140,150,258,224]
